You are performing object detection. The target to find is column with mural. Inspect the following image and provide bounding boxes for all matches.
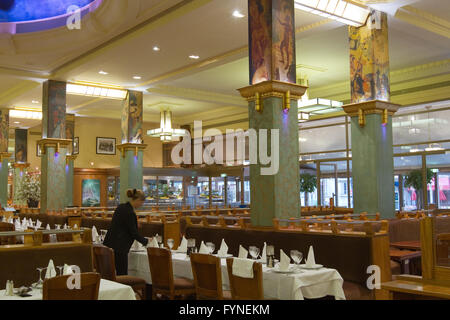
[238,0,307,226]
[13,129,29,206]
[117,90,147,203]
[39,80,72,213]
[65,114,76,207]
[0,109,11,208]
[343,11,399,219]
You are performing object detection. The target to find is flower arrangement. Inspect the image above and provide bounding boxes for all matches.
[16,173,41,207]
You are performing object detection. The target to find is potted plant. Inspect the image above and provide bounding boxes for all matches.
[300,173,317,206]
[17,173,41,208]
[404,168,433,209]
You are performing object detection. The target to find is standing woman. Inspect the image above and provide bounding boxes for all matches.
[103,189,149,275]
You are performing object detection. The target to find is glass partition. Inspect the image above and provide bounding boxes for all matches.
[227,176,240,207]
[395,156,422,211]
[211,177,225,207]
[300,162,318,207]
[143,176,158,205]
[198,177,209,206]
[106,176,119,207]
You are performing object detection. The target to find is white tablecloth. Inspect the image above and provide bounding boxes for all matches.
[0,279,136,300]
[128,251,345,300]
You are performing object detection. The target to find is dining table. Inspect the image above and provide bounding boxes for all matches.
[390,241,421,251]
[0,279,136,300]
[128,250,346,300]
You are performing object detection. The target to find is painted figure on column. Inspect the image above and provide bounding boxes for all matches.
[0,110,8,153]
[122,91,143,144]
[45,81,66,139]
[349,10,390,103]
[65,114,75,154]
[14,129,27,163]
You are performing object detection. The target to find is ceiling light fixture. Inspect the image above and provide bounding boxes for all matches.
[98,70,108,75]
[294,0,370,27]
[189,55,200,60]
[147,110,187,143]
[298,112,310,123]
[153,46,160,51]
[14,121,20,124]
[9,109,42,120]
[133,76,142,80]
[66,83,128,100]
[232,10,245,18]
[32,100,39,104]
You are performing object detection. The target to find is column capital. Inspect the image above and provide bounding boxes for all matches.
[238,80,307,101]
[116,143,147,157]
[66,155,77,162]
[0,152,11,162]
[37,138,72,155]
[342,100,401,117]
[12,163,30,170]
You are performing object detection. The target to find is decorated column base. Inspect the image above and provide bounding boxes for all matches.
[38,139,72,213]
[0,153,11,208]
[343,100,400,219]
[238,81,307,227]
[65,155,77,207]
[117,143,147,203]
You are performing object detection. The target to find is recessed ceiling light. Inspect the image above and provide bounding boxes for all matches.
[14,121,20,124]
[232,10,245,18]
[133,76,142,80]
[32,100,39,104]
[153,46,160,51]
[98,70,108,75]
[189,55,200,60]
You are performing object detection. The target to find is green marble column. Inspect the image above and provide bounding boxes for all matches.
[65,156,75,207]
[118,90,146,203]
[0,109,11,208]
[119,149,144,203]
[345,11,399,219]
[239,0,306,226]
[40,80,71,213]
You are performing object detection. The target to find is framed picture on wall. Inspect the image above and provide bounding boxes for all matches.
[73,137,79,155]
[82,179,101,207]
[96,137,116,155]
[36,143,42,157]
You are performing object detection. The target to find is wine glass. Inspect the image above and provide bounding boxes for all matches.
[34,267,45,288]
[156,235,162,246]
[290,250,303,270]
[206,242,215,254]
[100,230,107,243]
[55,224,61,230]
[249,246,260,260]
[167,238,174,251]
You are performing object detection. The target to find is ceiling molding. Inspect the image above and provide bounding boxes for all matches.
[50,0,213,79]
[395,6,450,39]
[295,18,332,34]
[68,97,104,113]
[0,66,49,80]
[176,105,248,125]
[147,85,247,107]
[0,80,40,106]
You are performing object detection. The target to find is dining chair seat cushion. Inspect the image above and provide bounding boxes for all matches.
[116,275,146,287]
[173,277,195,290]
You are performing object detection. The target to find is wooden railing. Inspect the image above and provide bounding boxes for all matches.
[0,228,92,246]
[184,215,250,229]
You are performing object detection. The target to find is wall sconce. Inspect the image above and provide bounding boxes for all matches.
[382,109,388,125]
[358,108,366,127]
[284,90,291,111]
[254,92,262,112]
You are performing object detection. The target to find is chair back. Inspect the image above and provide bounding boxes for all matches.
[190,253,224,299]
[0,222,15,245]
[226,258,263,300]
[92,246,117,281]
[42,272,100,300]
[147,247,174,291]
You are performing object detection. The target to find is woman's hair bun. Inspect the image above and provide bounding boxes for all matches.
[126,189,134,198]
[127,189,145,200]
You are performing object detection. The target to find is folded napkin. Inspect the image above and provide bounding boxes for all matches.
[177,236,188,253]
[199,241,209,254]
[63,223,67,230]
[36,219,42,229]
[21,219,28,229]
[305,245,316,268]
[56,224,61,230]
[45,259,57,279]
[28,218,33,226]
[217,239,228,256]
[279,249,291,271]
[1,216,5,222]
[15,219,21,230]
[232,258,254,279]
[92,226,99,243]
[63,264,74,275]
[148,237,159,248]
[261,242,267,263]
[73,224,78,229]
[238,245,248,259]
[46,224,51,230]
[8,217,13,224]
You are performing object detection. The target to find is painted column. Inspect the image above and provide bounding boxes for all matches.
[117,90,146,203]
[0,109,11,208]
[13,128,29,206]
[65,114,76,207]
[238,0,306,226]
[343,11,399,219]
[39,80,72,213]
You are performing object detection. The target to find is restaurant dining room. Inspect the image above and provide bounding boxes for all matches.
[0,0,449,314]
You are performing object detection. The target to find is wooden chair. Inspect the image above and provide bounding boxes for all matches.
[0,222,15,245]
[436,233,450,267]
[190,253,231,300]
[147,247,195,300]
[93,246,146,300]
[226,258,264,300]
[42,272,100,300]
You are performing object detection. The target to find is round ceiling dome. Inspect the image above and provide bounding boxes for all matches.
[0,0,102,34]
